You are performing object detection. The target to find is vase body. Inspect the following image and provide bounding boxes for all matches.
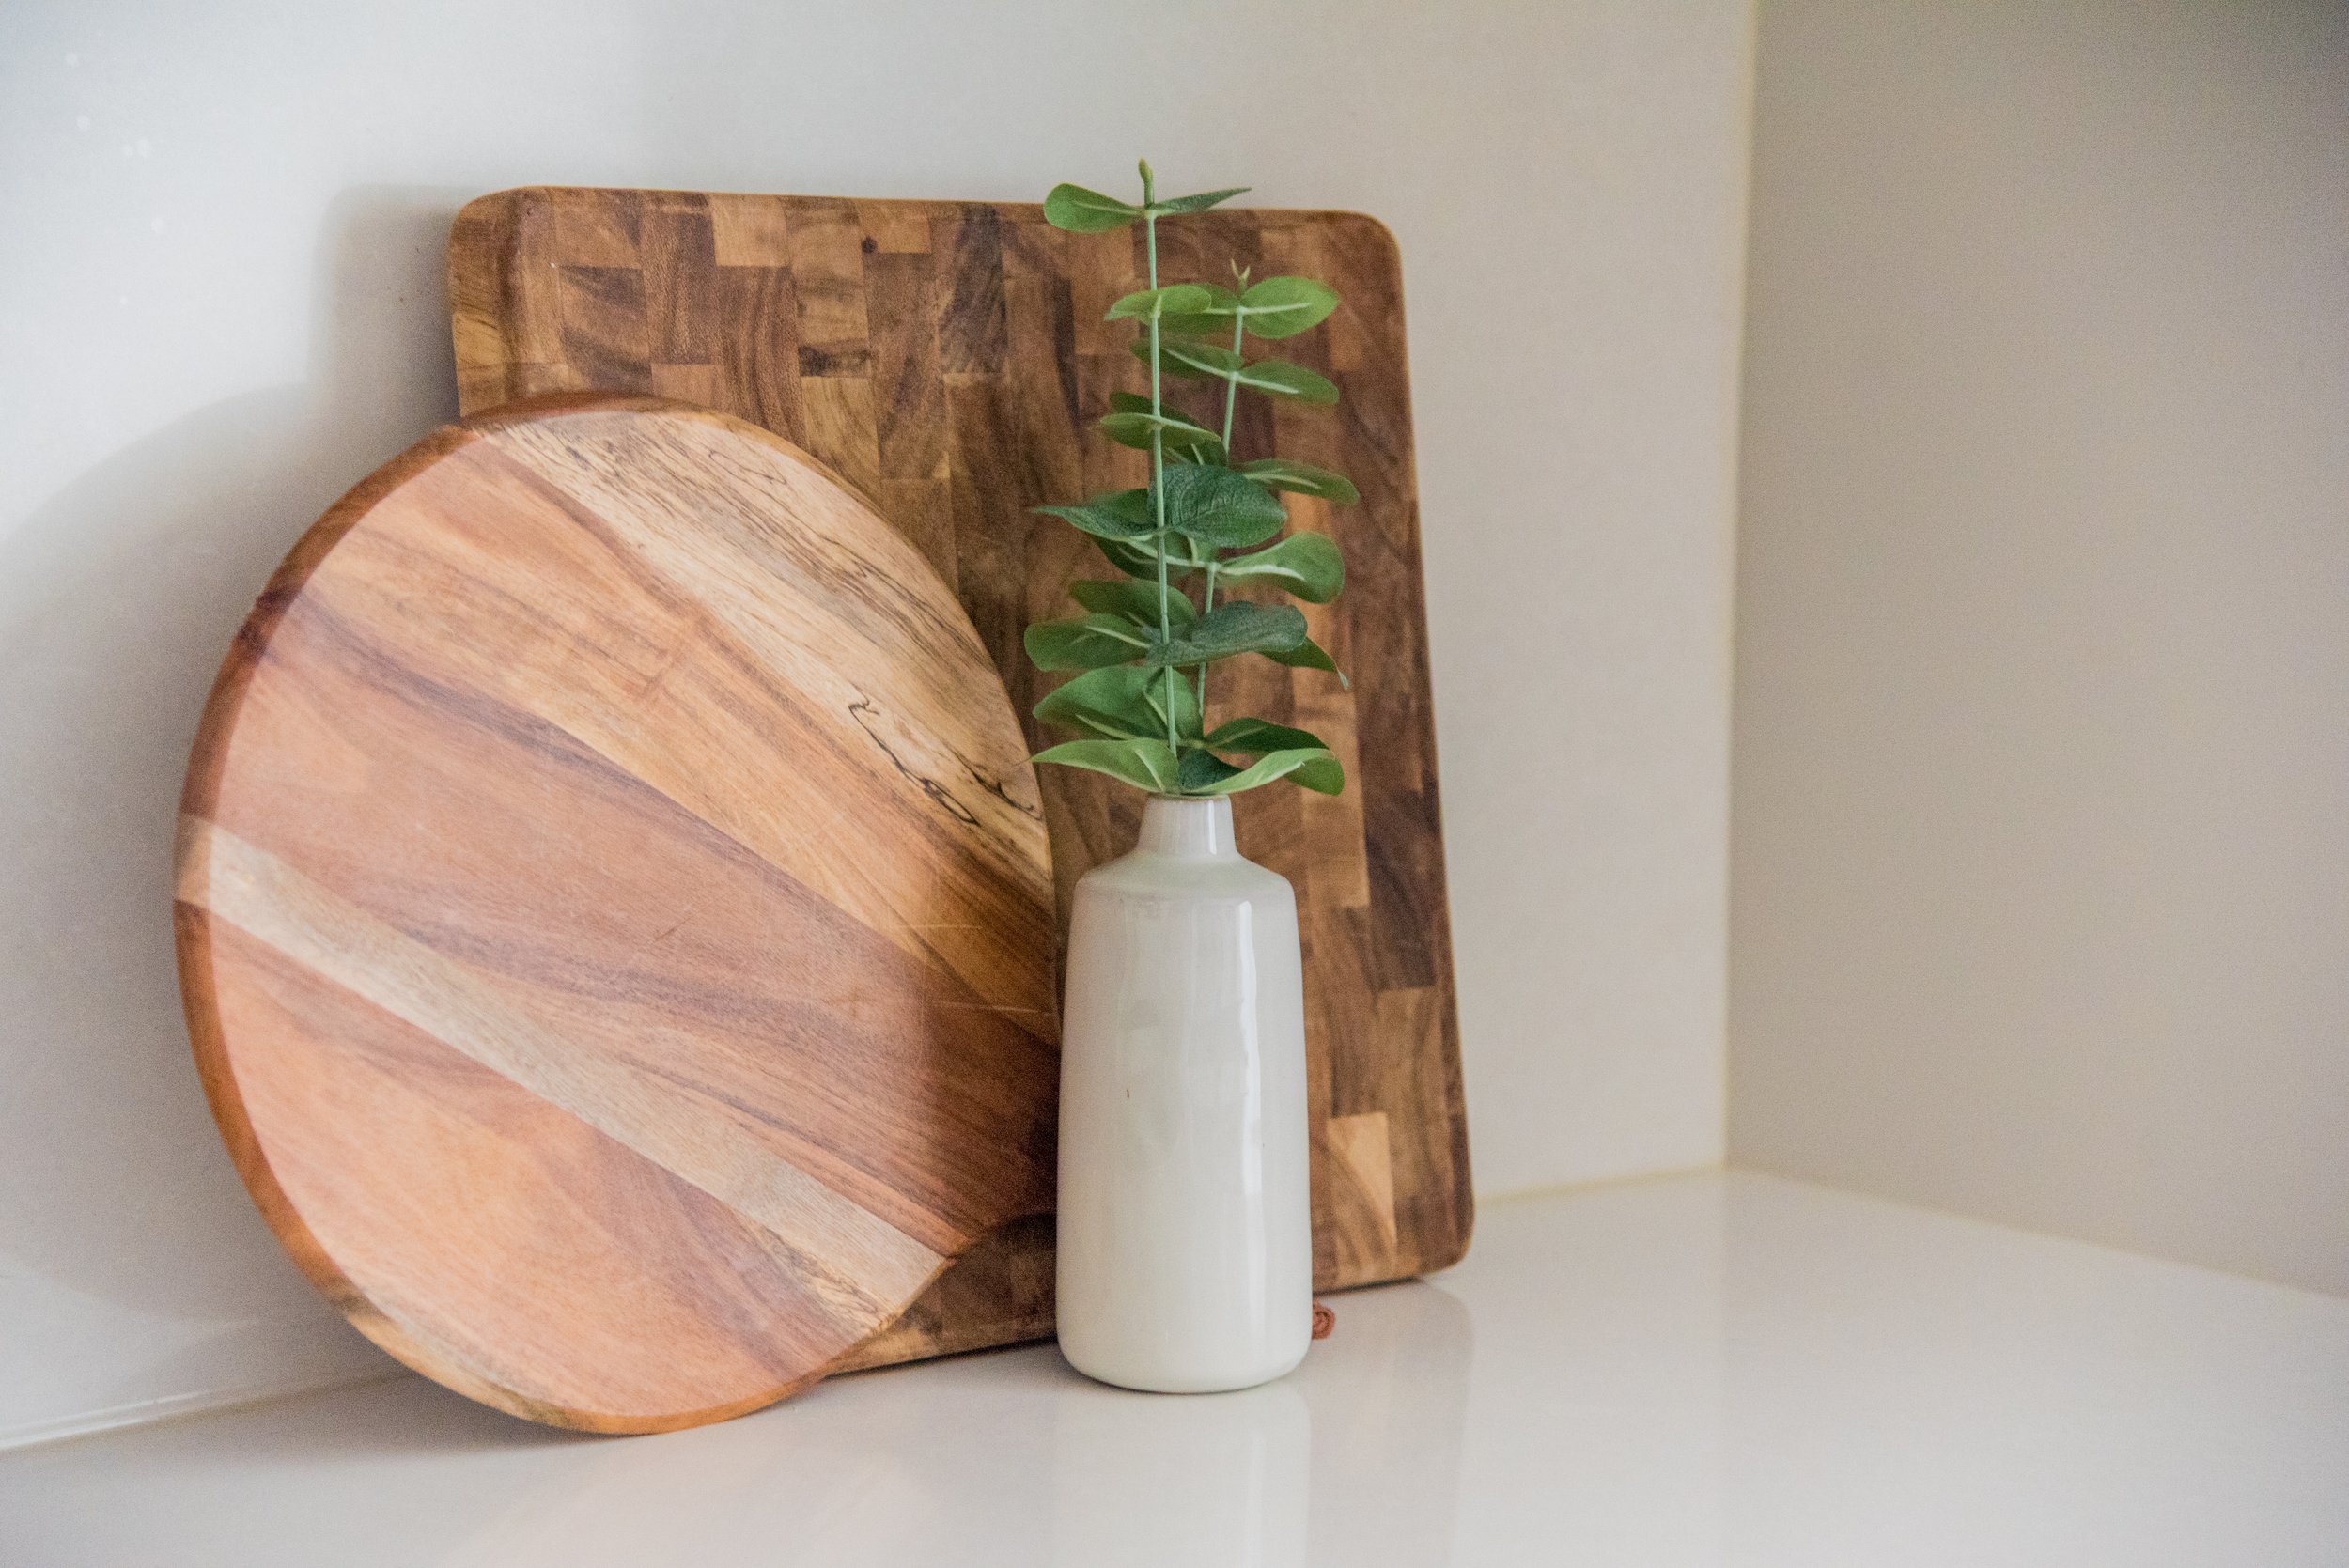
[1055,795,1313,1393]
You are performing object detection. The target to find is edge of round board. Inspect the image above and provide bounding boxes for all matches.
[174,395,1060,1432]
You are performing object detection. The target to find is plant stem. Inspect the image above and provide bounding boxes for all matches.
[1193,560,1220,717]
[1198,310,1249,718]
[1221,312,1247,449]
[1142,173,1178,765]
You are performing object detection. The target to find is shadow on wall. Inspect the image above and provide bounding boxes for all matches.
[0,187,467,1364]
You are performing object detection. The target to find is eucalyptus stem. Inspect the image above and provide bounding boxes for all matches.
[1139,164,1180,764]
[1197,308,1249,716]
[1192,559,1221,716]
[1221,310,1247,449]
[1027,163,1349,803]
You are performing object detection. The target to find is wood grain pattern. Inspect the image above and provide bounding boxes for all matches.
[176,396,1059,1431]
[447,188,1473,1372]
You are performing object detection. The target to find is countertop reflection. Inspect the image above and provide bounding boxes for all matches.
[5,1172,2346,1566]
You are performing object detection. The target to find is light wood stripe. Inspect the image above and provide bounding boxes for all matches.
[180,815,946,1316]
[477,414,1054,1026]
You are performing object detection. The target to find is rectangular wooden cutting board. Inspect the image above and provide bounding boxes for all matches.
[446,187,1470,1370]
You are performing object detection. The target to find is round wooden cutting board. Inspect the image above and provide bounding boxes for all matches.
[175,396,1060,1432]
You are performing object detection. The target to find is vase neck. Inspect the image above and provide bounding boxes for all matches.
[1135,795,1238,861]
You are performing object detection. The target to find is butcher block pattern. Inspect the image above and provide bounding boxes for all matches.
[447,188,1472,1371]
[176,397,1060,1431]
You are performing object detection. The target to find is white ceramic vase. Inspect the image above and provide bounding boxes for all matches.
[1054,794,1313,1393]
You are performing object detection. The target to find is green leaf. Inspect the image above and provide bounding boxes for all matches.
[1129,337,1239,380]
[1098,407,1226,464]
[1034,664,1199,743]
[1131,339,1342,406]
[1206,718,1329,755]
[1231,359,1339,405]
[1216,532,1345,602]
[1105,285,1216,323]
[1237,276,1341,339]
[1188,747,1342,797]
[1156,277,1339,341]
[1159,464,1286,549]
[1141,664,1201,743]
[1176,748,1245,792]
[1159,284,1245,339]
[1034,666,1156,741]
[1143,600,1307,667]
[1096,530,1215,582]
[1289,754,1346,794]
[1238,458,1360,505]
[1153,187,1249,215]
[1069,578,1197,626]
[1297,751,1353,788]
[1262,631,1348,688]
[1043,184,1143,233]
[1105,394,1226,463]
[1032,737,1182,793]
[1034,489,1154,540]
[1024,613,1152,671]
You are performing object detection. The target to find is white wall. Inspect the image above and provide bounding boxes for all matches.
[1731,0,2349,1294]
[0,0,1755,1443]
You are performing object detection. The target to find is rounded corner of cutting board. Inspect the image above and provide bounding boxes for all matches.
[450,185,549,230]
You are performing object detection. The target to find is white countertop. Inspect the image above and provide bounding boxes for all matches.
[5,1171,2345,1566]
